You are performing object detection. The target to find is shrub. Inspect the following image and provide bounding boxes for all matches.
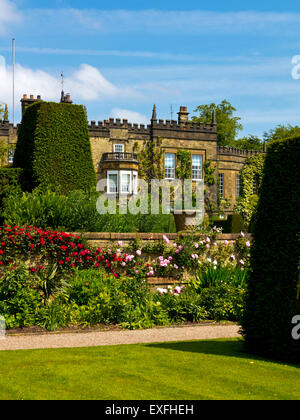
[0,168,22,222]
[241,137,300,363]
[14,101,96,193]
[2,189,176,233]
[198,285,245,322]
[0,264,42,328]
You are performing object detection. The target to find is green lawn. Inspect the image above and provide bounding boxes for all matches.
[0,339,299,400]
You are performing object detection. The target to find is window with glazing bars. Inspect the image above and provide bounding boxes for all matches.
[165,153,175,179]
[192,155,203,180]
[219,173,225,198]
[236,174,241,199]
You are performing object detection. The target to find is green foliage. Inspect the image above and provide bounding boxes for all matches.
[197,285,245,322]
[0,264,42,328]
[137,136,163,185]
[176,150,191,179]
[241,137,300,363]
[213,214,246,233]
[234,153,265,227]
[235,135,264,151]
[263,124,300,143]
[33,264,69,305]
[154,289,208,323]
[14,101,96,193]
[2,188,176,233]
[192,100,243,146]
[192,266,249,291]
[204,160,216,186]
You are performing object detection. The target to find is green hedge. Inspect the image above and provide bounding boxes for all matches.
[213,213,245,233]
[241,137,300,363]
[14,102,96,193]
[0,168,22,223]
[0,168,22,195]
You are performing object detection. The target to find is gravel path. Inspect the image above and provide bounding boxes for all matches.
[0,324,241,351]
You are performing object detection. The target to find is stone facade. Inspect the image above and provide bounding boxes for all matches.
[0,94,263,214]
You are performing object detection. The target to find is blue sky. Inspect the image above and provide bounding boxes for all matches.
[1,0,300,137]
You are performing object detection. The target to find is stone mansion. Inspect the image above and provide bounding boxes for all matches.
[0,93,262,214]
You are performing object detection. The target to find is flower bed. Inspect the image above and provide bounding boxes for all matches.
[0,225,251,281]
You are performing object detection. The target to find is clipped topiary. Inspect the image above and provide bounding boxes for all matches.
[14,101,96,193]
[241,137,300,362]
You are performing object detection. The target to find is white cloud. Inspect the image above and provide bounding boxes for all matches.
[0,56,139,120]
[0,0,22,35]
[111,108,149,125]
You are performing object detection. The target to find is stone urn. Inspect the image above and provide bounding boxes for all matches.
[173,210,204,232]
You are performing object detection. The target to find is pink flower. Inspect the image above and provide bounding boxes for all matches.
[118,241,123,246]
[163,235,170,244]
[206,244,210,249]
[246,241,251,248]
[194,243,199,249]
[240,259,245,265]
[224,240,229,246]
[206,237,211,244]
[136,250,142,256]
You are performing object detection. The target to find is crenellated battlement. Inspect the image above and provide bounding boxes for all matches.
[218,146,263,157]
[88,118,217,134]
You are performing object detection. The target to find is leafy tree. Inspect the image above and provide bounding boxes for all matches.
[192,100,243,146]
[137,136,163,186]
[263,124,300,143]
[0,103,8,120]
[235,135,264,151]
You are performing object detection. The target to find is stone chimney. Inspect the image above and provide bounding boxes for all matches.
[60,92,73,104]
[178,106,189,124]
[21,94,42,117]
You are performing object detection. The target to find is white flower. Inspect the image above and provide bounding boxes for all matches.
[213,260,218,266]
[157,288,168,295]
[241,232,245,238]
[207,258,212,263]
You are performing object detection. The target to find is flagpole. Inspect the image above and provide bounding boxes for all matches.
[12,38,15,126]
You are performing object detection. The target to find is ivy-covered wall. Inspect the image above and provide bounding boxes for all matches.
[234,153,265,227]
[14,102,96,193]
